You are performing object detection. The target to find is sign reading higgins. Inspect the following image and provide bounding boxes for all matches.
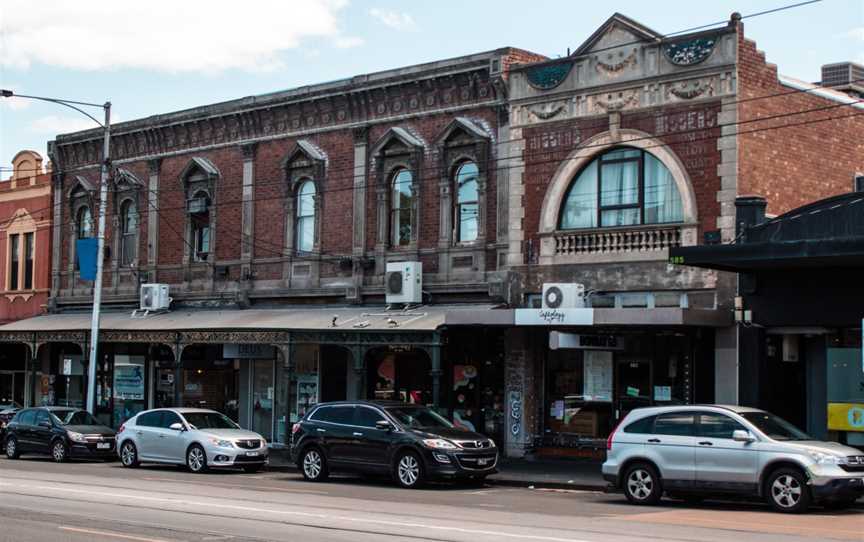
[515,308,594,326]
[223,344,276,359]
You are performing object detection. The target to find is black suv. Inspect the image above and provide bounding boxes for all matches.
[290,401,498,488]
[4,407,116,462]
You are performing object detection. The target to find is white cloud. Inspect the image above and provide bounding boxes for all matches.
[0,0,361,74]
[369,8,417,31]
[29,115,110,135]
[0,95,31,111]
[846,27,864,41]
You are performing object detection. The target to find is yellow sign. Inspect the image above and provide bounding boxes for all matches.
[827,403,864,432]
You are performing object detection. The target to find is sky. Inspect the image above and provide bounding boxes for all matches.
[0,0,862,172]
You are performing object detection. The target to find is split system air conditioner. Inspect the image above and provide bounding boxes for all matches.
[542,283,586,309]
[140,283,172,311]
[385,261,422,304]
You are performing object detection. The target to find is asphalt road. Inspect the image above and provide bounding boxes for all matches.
[0,457,860,542]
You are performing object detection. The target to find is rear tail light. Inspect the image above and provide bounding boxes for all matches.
[607,421,621,451]
[291,423,302,435]
[117,424,125,434]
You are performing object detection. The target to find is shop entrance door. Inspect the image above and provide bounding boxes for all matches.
[0,371,25,407]
[616,359,651,420]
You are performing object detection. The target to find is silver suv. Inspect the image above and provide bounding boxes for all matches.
[116,408,268,473]
[603,405,864,513]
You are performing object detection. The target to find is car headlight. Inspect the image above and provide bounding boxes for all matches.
[488,439,496,448]
[422,439,457,450]
[208,437,234,448]
[808,451,845,465]
[67,431,87,443]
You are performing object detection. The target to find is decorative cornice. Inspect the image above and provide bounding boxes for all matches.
[595,50,638,76]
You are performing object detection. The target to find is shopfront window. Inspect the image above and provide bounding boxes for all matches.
[545,349,614,441]
[180,348,239,421]
[113,355,145,427]
[827,328,863,446]
[367,348,431,405]
[252,359,274,441]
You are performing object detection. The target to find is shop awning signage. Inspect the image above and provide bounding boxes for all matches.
[223,344,276,359]
[515,308,594,326]
[549,331,624,350]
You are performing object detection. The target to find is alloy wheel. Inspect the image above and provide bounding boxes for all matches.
[303,450,322,479]
[398,454,420,487]
[188,447,206,472]
[5,438,16,458]
[627,469,654,501]
[771,474,802,509]
[121,443,137,467]
[52,442,67,462]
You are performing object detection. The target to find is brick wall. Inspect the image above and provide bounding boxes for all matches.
[737,23,864,215]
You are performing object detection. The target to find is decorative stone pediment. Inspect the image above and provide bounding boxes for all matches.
[436,117,491,148]
[370,127,425,158]
[113,168,144,191]
[67,175,96,198]
[573,13,662,56]
[179,157,220,182]
[282,139,327,170]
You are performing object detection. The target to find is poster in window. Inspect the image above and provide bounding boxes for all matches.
[583,351,612,402]
[296,375,318,420]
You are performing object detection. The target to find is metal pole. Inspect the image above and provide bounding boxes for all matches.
[86,102,111,414]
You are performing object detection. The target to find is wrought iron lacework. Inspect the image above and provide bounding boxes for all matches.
[526,61,574,90]
[663,36,717,66]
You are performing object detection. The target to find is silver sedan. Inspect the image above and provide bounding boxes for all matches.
[116,408,268,473]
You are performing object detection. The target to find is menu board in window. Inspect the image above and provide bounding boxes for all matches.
[583,351,612,402]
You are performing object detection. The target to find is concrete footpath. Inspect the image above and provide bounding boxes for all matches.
[268,448,606,490]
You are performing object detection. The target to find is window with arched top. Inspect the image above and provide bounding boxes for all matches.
[190,190,211,262]
[295,180,316,253]
[120,199,138,265]
[559,147,683,229]
[76,206,93,239]
[454,161,479,243]
[391,168,414,246]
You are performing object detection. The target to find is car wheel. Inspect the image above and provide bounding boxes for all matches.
[120,441,139,468]
[395,450,425,489]
[623,463,662,505]
[51,440,69,463]
[186,444,208,473]
[5,436,19,459]
[766,468,811,513]
[301,448,328,482]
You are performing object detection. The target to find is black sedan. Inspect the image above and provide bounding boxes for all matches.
[0,406,20,447]
[291,401,498,488]
[4,407,116,462]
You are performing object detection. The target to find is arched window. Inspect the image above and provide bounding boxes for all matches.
[190,190,211,262]
[559,147,683,229]
[455,161,479,242]
[295,180,315,253]
[120,200,138,265]
[390,168,414,246]
[76,206,93,239]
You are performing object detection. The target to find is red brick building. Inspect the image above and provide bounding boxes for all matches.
[0,151,53,407]
[1,13,861,453]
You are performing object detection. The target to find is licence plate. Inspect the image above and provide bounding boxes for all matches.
[477,458,488,466]
[96,442,110,450]
[246,451,259,457]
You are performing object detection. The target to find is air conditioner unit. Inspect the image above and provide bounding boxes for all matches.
[187,197,209,214]
[542,283,586,309]
[140,283,171,311]
[385,261,422,304]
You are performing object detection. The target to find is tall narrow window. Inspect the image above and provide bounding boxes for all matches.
[190,191,210,262]
[295,180,315,253]
[77,206,93,239]
[23,232,33,290]
[391,169,413,246]
[8,234,19,291]
[455,161,479,242]
[120,200,138,265]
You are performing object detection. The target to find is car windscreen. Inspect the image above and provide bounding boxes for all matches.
[49,410,91,425]
[385,406,454,430]
[182,412,238,430]
[741,411,811,441]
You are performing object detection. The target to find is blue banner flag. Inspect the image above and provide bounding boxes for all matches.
[76,238,98,281]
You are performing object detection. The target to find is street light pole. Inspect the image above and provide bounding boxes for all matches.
[1,89,110,415]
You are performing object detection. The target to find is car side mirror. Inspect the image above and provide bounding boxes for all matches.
[375,420,392,432]
[732,429,755,442]
[169,422,185,431]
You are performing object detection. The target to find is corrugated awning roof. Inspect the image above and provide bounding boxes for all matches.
[0,306,510,334]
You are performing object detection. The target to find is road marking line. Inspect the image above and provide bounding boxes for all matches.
[7,482,590,542]
[140,476,330,495]
[58,526,172,542]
